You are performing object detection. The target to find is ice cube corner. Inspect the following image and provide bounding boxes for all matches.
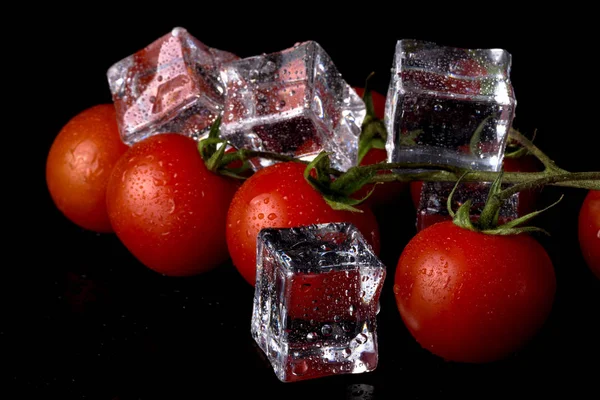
[107,27,238,145]
[251,222,386,383]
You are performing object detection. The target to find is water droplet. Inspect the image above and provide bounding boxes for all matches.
[355,333,368,345]
[291,360,308,376]
[433,104,443,111]
[321,324,333,336]
[306,332,317,342]
[167,199,175,214]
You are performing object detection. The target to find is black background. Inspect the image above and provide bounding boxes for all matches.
[9,8,600,399]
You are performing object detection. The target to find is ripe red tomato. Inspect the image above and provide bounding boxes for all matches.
[226,161,381,286]
[46,104,129,233]
[106,133,240,276]
[578,190,600,279]
[394,221,556,363]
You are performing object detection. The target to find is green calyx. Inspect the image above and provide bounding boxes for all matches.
[357,73,388,165]
[197,117,253,180]
[303,152,377,212]
[449,171,562,236]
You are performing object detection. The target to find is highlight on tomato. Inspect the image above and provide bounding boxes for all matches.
[106,133,240,277]
[393,196,557,363]
[225,161,381,286]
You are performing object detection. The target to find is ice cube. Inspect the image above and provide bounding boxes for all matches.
[219,41,366,171]
[252,222,386,383]
[416,181,520,232]
[107,27,238,145]
[385,39,516,171]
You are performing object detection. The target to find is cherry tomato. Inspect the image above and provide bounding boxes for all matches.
[226,161,381,286]
[394,221,556,363]
[106,133,240,276]
[578,190,600,279]
[46,104,128,233]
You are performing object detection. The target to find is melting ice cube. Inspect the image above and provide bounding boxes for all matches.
[107,27,238,145]
[219,41,366,171]
[385,39,516,171]
[252,222,386,382]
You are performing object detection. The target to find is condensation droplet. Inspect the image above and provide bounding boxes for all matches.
[321,324,332,336]
[291,360,308,376]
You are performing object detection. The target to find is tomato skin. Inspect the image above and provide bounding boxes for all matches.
[394,221,556,363]
[578,190,600,279]
[226,161,381,286]
[106,133,240,276]
[46,104,128,233]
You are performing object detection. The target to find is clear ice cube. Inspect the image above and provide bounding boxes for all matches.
[416,181,520,232]
[385,39,516,171]
[219,41,366,171]
[252,222,386,383]
[107,27,238,145]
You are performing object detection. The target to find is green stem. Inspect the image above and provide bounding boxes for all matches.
[508,128,566,173]
[208,139,600,191]
[503,172,599,196]
[367,169,600,190]
[492,172,599,207]
[222,149,304,165]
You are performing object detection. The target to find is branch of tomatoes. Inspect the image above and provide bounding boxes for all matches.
[198,88,599,224]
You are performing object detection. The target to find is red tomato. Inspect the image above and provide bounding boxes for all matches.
[46,104,129,233]
[578,190,600,279]
[106,133,240,276]
[394,221,556,363]
[226,161,381,286]
[353,87,386,120]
